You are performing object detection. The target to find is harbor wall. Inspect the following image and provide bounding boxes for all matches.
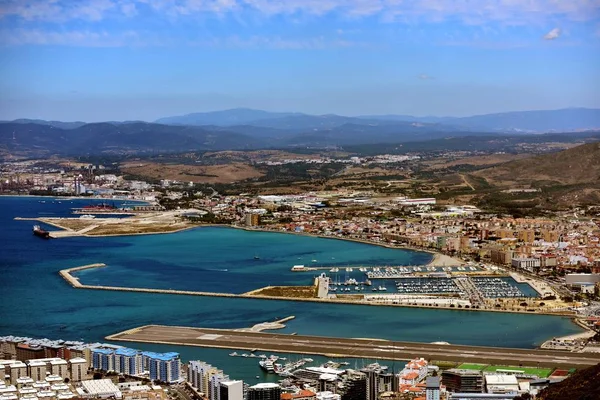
[58,264,577,318]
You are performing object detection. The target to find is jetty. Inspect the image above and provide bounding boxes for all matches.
[106,324,600,369]
[57,264,576,316]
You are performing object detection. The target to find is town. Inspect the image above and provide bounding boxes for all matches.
[0,334,592,400]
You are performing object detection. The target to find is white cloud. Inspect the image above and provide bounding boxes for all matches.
[0,28,151,47]
[418,74,434,80]
[0,28,367,49]
[544,28,561,40]
[1,0,600,24]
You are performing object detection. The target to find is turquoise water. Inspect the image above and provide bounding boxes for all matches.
[73,226,432,293]
[0,196,583,382]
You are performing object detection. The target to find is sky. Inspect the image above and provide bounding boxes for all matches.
[0,0,599,122]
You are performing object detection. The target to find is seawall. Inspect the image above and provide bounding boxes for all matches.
[58,264,578,318]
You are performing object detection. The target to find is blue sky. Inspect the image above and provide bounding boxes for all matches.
[0,0,599,122]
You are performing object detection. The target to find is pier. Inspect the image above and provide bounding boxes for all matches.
[57,264,575,316]
[106,325,600,369]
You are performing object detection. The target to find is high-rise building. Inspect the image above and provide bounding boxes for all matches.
[92,348,115,372]
[441,369,483,393]
[16,344,45,361]
[426,376,440,400]
[49,359,69,379]
[219,380,244,400]
[245,214,260,226]
[361,363,394,400]
[144,352,181,384]
[9,361,28,385]
[27,359,47,381]
[69,357,87,382]
[339,371,367,400]
[247,383,281,400]
[518,230,535,243]
[114,348,142,376]
[188,360,231,400]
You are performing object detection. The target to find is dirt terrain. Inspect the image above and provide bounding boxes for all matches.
[121,161,263,183]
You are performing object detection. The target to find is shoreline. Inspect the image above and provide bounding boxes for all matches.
[0,193,151,203]
[230,225,459,266]
[59,263,579,318]
[23,216,457,265]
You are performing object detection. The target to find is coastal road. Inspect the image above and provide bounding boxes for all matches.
[107,325,600,369]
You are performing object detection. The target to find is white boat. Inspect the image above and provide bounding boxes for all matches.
[242,353,249,357]
[259,359,275,373]
[229,352,238,356]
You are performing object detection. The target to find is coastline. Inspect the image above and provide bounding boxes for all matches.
[23,215,456,265]
[59,263,578,318]
[230,225,459,266]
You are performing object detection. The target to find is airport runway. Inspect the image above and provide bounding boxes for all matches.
[107,325,600,369]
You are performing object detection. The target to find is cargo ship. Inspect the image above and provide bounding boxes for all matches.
[33,225,50,239]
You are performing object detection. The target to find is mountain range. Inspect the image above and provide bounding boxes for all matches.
[2,107,600,156]
[155,107,600,132]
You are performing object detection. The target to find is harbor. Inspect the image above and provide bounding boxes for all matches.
[58,262,566,315]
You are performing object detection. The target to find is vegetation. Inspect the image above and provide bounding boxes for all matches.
[537,363,600,400]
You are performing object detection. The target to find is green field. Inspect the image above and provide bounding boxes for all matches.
[457,363,486,371]
[482,365,554,378]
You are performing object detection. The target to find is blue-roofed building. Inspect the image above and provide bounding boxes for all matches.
[142,351,181,383]
[92,348,115,372]
[114,347,142,376]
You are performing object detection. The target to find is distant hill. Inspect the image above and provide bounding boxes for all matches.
[156,108,466,132]
[476,141,600,186]
[537,363,600,400]
[155,108,302,126]
[361,108,600,132]
[2,118,87,130]
[0,122,264,156]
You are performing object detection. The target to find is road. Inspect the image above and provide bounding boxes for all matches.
[107,325,600,369]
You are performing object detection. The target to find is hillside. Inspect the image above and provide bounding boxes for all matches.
[362,108,600,132]
[0,122,264,156]
[537,363,600,400]
[476,141,600,186]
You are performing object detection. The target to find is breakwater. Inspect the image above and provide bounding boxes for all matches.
[58,264,575,316]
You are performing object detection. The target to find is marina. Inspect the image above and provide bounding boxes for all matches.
[471,277,527,298]
[327,269,536,299]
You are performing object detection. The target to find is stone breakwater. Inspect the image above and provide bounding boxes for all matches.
[58,264,577,317]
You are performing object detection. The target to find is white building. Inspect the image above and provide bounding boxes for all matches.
[511,257,541,273]
[69,358,87,382]
[8,362,27,385]
[398,198,436,206]
[219,380,244,400]
[398,358,428,385]
[316,392,341,400]
[79,379,122,399]
[49,359,69,380]
[485,375,519,394]
[188,361,228,399]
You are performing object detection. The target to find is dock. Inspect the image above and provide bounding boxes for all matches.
[106,325,600,369]
[57,264,575,316]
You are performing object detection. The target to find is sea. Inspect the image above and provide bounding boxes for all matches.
[0,196,583,382]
